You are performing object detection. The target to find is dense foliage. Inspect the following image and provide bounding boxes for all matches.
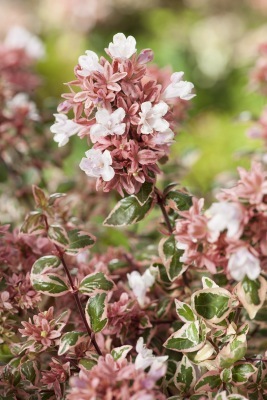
[1,20,267,400]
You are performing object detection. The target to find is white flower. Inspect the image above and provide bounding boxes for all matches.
[79,149,115,182]
[108,33,136,59]
[50,114,83,147]
[150,128,174,145]
[163,72,195,101]
[127,269,155,307]
[77,50,104,77]
[228,248,261,281]
[139,101,169,135]
[206,202,243,242]
[90,108,126,143]
[135,337,168,371]
[4,26,45,59]
[176,242,189,263]
[0,292,13,310]
[5,93,39,121]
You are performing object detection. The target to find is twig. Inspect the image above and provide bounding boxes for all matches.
[155,187,190,288]
[44,216,102,355]
[155,187,173,235]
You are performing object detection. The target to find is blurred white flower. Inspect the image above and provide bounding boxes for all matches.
[206,201,243,242]
[139,101,169,134]
[108,33,136,59]
[163,72,195,101]
[50,114,83,147]
[135,337,168,371]
[150,128,174,145]
[5,93,39,121]
[228,248,261,281]
[4,25,45,59]
[90,108,126,143]
[127,269,155,307]
[79,149,115,181]
[78,50,104,77]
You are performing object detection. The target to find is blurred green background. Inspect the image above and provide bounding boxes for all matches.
[3,0,267,196]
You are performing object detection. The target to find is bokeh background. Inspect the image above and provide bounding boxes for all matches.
[2,0,267,197]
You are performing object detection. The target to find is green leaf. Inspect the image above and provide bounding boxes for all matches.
[175,300,196,323]
[135,182,154,205]
[32,185,47,208]
[79,358,97,370]
[79,272,115,296]
[31,274,69,297]
[165,190,192,212]
[191,342,215,363]
[103,196,153,227]
[58,331,87,355]
[202,277,219,289]
[231,363,257,385]
[164,321,205,353]
[66,229,96,255]
[158,235,187,281]
[31,255,61,275]
[48,225,69,247]
[217,334,247,368]
[220,368,232,383]
[236,276,267,319]
[85,293,108,333]
[111,345,133,361]
[0,344,13,363]
[192,288,232,324]
[215,393,248,400]
[175,355,196,393]
[20,211,45,234]
[20,360,39,385]
[48,192,66,206]
[194,371,222,392]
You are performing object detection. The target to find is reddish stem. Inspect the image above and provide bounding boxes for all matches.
[155,187,173,235]
[44,216,102,356]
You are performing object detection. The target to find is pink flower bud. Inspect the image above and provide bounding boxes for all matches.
[137,49,154,64]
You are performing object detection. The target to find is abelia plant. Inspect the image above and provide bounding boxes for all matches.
[1,31,267,400]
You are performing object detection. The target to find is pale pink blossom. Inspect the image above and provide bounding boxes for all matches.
[90,107,126,143]
[4,25,45,59]
[235,162,267,204]
[228,248,261,281]
[138,101,169,134]
[41,358,70,399]
[50,113,83,147]
[0,291,13,311]
[79,149,115,181]
[149,128,174,146]
[107,33,136,59]
[135,337,168,371]
[163,72,195,101]
[19,307,65,351]
[77,50,104,77]
[206,201,244,242]
[127,269,155,307]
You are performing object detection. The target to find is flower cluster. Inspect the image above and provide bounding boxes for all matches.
[51,33,195,195]
[175,161,267,281]
[68,340,167,400]
[0,26,44,136]
[19,307,65,352]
